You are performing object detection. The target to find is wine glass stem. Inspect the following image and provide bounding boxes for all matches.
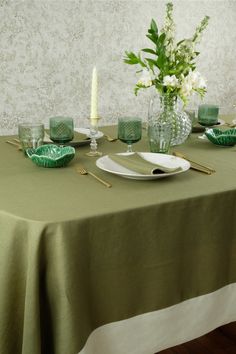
[127,144,133,153]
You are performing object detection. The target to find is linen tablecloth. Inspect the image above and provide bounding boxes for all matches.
[0,125,236,354]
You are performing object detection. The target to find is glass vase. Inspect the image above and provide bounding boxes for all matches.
[148,94,192,146]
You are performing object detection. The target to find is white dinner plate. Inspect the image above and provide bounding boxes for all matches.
[231,119,236,126]
[215,119,225,126]
[96,152,190,180]
[194,118,225,129]
[44,128,104,147]
[74,128,104,139]
[198,134,207,140]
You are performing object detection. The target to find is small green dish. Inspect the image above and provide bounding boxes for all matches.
[26,144,75,168]
[204,128,236,146]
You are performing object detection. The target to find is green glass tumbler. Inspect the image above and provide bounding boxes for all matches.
[49,116,74,144]
[198,104,219,126]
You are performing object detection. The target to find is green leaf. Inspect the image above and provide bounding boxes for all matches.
[123,51,144,66]
[141,48,157,55]
[156,52,165,69]
[146,58,158,70]
[150,19,158,33]
[124,51,138,62]
[156,33,166,54]
[168,69,178,75]
[158,32,166,45]
[146,34,158,45]
[177,39,185,46]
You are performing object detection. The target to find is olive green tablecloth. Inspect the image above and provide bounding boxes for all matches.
[1,125,236,354]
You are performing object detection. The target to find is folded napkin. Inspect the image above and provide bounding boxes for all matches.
[108,153,183,175]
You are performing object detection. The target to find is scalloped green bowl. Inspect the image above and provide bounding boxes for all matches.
[205,128,236,146]
[26,144,75,168]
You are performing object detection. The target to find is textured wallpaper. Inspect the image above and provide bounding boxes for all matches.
[0,0,236,134]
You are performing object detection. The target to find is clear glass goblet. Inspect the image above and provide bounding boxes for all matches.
[118,116,142,152]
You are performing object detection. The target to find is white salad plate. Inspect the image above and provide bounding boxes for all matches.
[96,152,190,180]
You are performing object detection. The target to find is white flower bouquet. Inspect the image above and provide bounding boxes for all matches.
[124,2,210,105]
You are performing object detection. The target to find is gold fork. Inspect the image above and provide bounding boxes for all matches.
[104,134,117,142]
[6,140,22,150]
[76,165,112,188]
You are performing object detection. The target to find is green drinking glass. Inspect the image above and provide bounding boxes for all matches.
[118,116,142,152]
[49,116,74,145]
[198,104,219,127]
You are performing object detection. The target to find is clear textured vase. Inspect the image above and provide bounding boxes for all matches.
[148,94,192,146]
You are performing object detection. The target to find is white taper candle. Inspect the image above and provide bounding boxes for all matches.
[90,67,98,126]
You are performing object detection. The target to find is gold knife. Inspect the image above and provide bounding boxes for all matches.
[173,151,215,173]
[189,162,212,175]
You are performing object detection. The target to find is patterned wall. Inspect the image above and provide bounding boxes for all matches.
[0,0,236,134]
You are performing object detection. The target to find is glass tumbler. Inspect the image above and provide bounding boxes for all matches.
[147,120,172,153]
[18,123,44,153]
[198,104,219,126]
[49,116,74,144]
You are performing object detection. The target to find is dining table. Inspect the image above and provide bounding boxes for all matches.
[1,118,236,354]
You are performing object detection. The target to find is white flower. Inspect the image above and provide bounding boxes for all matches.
[163,75,179,87]
[187,71,207,89]
[177,39,195,61]
[192,16,210,44]
[162,2,175,59]
[137,69,152,87]
[197,76,207,89]
[180,81,193,97]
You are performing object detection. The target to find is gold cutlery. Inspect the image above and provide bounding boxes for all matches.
[225,122,236,128]
[6,140,22,150]
[187,163,212,175]
[173,151,215,174]
[104,134,117,142]
[13,138,21,143]
[76,165,112,188]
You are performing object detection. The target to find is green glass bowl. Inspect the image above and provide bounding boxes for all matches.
[204,128,236,146]
[26,144,75,168]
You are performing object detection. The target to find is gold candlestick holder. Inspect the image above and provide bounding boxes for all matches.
[86,117,102,157]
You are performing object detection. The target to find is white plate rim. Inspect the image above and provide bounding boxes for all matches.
[216,118,225,126]
[96,152,190,180]
[44,128,103,146]
[195,118,225,128]
[74,127,104,139]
